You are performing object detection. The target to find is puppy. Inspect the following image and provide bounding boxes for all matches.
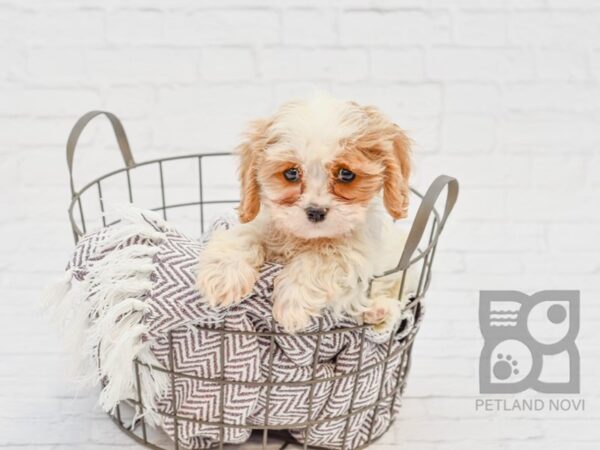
[196,94,415,333]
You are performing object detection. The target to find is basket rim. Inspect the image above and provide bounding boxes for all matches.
[67,151,443,271]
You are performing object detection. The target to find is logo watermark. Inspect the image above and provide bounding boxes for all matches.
[479,290,580,394]
[475,290,584,414]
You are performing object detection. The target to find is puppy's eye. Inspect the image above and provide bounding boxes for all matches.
[283,168,301,182]
[338,168,356,183]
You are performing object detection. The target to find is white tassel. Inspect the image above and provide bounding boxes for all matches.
[42,207,171,428]
[41,269,73,318]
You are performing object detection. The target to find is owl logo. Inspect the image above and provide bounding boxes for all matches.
[479,290,580,394]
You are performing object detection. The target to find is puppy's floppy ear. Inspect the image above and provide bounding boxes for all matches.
[360,105,412,220]
[382,126,412,220]
[237,118,272,223]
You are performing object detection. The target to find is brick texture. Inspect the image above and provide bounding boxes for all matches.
[1,1,599,449]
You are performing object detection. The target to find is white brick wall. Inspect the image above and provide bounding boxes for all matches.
[1,1,599,449]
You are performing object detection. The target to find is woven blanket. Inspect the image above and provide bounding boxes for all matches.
[44,208,418,450]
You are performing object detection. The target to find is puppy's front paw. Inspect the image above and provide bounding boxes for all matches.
[271,276,317,333]
[364,297,401,333]
[272,299,312,334]
[196,259,258,308]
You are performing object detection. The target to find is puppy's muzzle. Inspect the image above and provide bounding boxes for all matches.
[305,206,328,223]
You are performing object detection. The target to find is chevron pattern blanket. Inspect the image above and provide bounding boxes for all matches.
[44,208,419,450]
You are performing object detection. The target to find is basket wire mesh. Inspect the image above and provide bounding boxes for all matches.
[64,111,458,450]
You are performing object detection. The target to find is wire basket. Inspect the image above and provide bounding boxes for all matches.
[64,111,458,450]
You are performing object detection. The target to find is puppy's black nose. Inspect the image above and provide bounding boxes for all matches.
[306,206,327,223]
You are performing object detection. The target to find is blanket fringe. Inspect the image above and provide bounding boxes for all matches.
[42,209,170,428]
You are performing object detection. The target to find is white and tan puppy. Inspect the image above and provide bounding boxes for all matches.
[196,94,415,333]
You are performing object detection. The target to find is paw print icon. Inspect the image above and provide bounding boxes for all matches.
[479,290,580,394]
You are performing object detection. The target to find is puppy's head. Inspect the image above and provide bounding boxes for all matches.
[237,94,411,239]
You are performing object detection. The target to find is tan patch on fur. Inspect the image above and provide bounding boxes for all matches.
[329,146,384,203]
[385,131,412,219]
[352,106,412,219]
[258,158,303,206]
[237,119,274,223]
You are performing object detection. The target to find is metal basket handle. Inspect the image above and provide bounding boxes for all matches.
[66,111,135,196]
[395,175,459,272]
